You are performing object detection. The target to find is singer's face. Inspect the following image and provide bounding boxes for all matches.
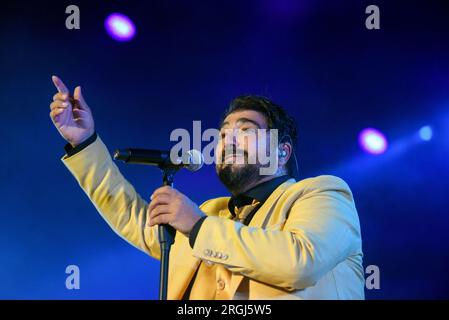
[215,110,273,193]
[217,110,268,164]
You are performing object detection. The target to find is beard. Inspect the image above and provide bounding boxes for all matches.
[216,162,261,195]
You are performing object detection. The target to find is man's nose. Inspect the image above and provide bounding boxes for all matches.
[223,129,237,145]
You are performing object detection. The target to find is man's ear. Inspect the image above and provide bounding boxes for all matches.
[278,142,292,166]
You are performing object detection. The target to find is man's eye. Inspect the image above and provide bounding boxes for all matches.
[240,128,256,133]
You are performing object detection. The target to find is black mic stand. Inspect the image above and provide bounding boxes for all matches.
[157,167,178,300]
[113,148,196,300]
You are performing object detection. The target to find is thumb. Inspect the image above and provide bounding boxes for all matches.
[73,86,90,110]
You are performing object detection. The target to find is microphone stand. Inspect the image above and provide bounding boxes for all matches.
[113,148,196,300]
[157,167,177,300]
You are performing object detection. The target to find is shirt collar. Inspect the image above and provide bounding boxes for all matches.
[227,175,292,216]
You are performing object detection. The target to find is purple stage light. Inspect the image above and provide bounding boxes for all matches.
[104,13,136,42]
[358,128,388,155]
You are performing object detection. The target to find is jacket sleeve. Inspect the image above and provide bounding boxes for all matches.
[61,135,161,259]
[190,176,362,291]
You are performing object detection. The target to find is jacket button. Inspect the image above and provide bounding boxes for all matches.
[204,249,211,256]
[217,279,225,291]
[222,254,228,260]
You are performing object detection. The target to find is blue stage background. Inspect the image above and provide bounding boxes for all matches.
[1,0,448,299]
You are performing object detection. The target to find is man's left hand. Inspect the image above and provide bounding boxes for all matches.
[147,186,206,236]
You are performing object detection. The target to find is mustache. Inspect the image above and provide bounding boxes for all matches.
[221,146,247,161]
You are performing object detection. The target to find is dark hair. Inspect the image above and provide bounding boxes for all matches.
[220,95,298,176]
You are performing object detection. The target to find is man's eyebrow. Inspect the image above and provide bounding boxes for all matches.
[220,118,262,129]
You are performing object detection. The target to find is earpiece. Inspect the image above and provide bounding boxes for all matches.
[278,134,300,178]
[279,149,287,158]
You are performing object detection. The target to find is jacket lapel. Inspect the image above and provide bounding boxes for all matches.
[249,178,295,228]
[228,179,296,298]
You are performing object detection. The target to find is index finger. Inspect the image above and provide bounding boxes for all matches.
[151,186,176,199]
[51,75,70,94]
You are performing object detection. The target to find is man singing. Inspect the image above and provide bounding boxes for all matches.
[49,75,364,299]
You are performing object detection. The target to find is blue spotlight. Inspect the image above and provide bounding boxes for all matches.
[419,126,433,141]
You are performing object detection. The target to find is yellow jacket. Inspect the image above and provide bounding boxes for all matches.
[62,136,365,300]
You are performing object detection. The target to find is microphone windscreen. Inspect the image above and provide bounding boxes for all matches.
[183,149,204,172]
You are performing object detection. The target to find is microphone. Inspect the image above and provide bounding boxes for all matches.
[113,148,204,172]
